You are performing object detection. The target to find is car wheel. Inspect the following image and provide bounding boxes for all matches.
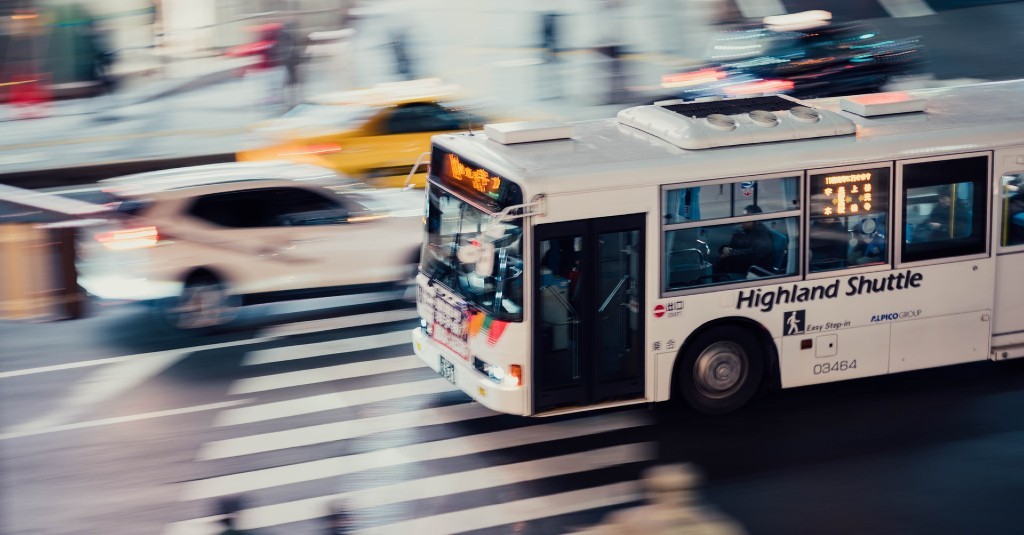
[677,325,764,415]
[163,274,239,331]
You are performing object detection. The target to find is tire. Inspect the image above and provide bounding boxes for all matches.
[161,273,239,331]
[677,325,764,415]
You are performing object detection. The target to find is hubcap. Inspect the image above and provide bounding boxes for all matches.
[693,341,747,399]
[170,283,235,329]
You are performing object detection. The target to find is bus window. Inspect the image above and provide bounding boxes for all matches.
[808,166,891,272]
[663,175,800,292]
[1001,173,1024,247]
[900,155,989,263]
[663,175,799,224]
[665,212,799,290]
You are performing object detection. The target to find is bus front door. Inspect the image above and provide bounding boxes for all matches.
[534,214,646,413]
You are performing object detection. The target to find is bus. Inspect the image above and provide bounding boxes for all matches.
[410,80,1024,417]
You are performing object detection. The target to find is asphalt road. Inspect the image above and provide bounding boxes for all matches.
[5,296,1024,534]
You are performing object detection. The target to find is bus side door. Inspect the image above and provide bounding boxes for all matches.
[533,214,646,413]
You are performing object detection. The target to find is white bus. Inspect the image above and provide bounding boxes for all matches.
[411,80,1024,417]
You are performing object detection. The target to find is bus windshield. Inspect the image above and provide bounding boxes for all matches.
[422,184,524,321]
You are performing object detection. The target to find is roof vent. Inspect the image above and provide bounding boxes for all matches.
[748,110,779,128]
[789,106,820,123]
[484,120,573,145]
[839,92,927,117]
[705,114,737,131]
[616,94,856,150]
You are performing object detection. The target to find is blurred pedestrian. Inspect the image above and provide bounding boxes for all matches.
[325,498,354,534]
[587,464,748,534]
[217,495,247,535]
[87,21,117,95]
[389,28,414,80]
[279,23,308,106]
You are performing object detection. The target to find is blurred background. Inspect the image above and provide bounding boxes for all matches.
[3,1,1024,534]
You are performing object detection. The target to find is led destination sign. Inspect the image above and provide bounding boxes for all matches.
[737,270,923,312]
[811,167,889,217]
[431,147,523,212]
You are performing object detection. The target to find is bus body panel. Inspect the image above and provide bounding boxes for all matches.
[414,81,1024,416]
[993,146,1024,341]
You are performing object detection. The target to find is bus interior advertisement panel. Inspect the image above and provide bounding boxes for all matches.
[421,181,524,323]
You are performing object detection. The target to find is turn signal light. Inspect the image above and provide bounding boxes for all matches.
[509,365,522,387]
[96,226,159,250]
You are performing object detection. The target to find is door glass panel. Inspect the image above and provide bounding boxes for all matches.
[537,236,583,391]
[596,229,643,388]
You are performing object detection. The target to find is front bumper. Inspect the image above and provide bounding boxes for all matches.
[411,327,527,416]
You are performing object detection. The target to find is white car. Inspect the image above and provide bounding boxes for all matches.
[77,161,423,329]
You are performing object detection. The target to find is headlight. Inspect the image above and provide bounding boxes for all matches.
[473,357,522,386]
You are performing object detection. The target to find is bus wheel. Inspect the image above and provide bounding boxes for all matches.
[678,325,764,415]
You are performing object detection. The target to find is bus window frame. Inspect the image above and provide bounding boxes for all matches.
[660,171,803,298]
[804,162,895,281]
[895,152,992,267]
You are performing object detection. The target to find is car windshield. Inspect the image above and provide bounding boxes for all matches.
[422,185,523,321]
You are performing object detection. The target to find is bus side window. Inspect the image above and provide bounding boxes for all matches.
[900,155,988,263]
[1002,173,1024,247]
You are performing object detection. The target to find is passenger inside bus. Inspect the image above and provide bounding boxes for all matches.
[809,216,849,271]
[912,185,971,242]
[715,204,777,278]
[849,217,886,265]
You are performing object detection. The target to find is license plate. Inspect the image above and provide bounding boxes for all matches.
[439,356,456,385]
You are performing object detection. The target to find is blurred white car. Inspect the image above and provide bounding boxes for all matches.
[77,161,423,329]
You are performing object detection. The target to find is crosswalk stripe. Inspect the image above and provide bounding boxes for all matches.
[257,308,419,338]
[180,409,651,501]
[243,329,411,366]
[199,400,491,460]
[214,377,456,427]
[227,355,425,395]
[164,443,653,534]
[359,481,643,535]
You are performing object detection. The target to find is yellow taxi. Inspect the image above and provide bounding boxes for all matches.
[237,79,490,189]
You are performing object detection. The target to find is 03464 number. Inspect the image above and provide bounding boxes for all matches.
[813,360,857,375]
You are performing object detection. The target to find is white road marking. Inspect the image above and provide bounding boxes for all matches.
[164,444,653,534]
[0,337,279,380]
[243,329,411,366]
[227,355,426,395]
[0,400,249,441]
[213,377,456,427]
[199,400,490,460]
[877,0,936,18]
[180,409,651,501]
[359,481,643,535]
[256,308,419,338]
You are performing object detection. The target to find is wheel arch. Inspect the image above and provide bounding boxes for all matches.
[669,316,780,401]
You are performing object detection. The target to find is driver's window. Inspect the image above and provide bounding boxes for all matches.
[269,188,347,226]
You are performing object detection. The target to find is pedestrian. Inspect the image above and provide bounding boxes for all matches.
[216,495,246,535]
[280,23,308,106]
[586,464,748,534]
[325,499,354,534]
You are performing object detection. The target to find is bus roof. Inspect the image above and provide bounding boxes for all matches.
[432,80,1024,196]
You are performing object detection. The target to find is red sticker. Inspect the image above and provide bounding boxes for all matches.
[653,304,665,318]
